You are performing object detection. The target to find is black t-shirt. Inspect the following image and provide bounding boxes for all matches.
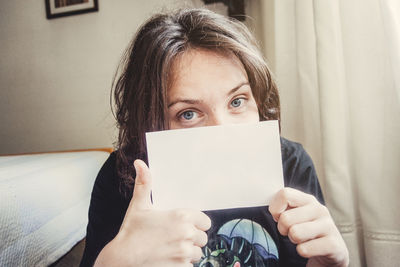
[80,138,324,267]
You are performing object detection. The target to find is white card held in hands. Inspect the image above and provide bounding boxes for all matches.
[145,120,284,211]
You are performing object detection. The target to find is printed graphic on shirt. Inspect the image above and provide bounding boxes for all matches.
[195,219,279,267]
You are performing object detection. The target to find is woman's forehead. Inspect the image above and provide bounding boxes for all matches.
[167,48,249,98]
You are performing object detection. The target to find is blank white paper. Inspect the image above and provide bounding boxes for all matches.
[145,120,284,211]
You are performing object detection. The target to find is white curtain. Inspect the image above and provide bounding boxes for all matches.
[249,0,400,266]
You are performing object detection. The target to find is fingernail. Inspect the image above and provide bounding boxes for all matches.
[134,160,141,176]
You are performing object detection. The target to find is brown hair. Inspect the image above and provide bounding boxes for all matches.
[112,8,280,197]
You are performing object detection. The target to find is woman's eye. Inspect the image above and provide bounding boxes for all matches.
[180,110,196,120]
[231,98,244,108]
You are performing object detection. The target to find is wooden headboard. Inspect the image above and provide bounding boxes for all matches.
[1,148,113,157]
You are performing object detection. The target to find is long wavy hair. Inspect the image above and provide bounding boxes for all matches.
[112,8,280,197]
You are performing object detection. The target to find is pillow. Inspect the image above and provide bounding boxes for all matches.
[0,151,109,266]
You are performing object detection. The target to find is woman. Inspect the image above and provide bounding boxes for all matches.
[80,8,349,267]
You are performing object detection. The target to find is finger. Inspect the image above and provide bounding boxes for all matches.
[287,217,334,244]
[153,260,193,267]
[169,241,204,262]
[194,211,212,231]
[296,234,347,261]
[269,188,317,222]
[169,209,212,232]
[131,159,153,210]
[192,228,208,247]
[277,203,330,236]
[190,246,204,263]
[172,262,194,267]
[170,223,208,247]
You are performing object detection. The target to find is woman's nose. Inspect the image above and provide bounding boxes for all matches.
[206,113,226,126]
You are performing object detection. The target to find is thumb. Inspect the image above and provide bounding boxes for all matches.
[131,159,153,210]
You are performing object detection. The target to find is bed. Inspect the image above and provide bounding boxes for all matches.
[0,149,111,266]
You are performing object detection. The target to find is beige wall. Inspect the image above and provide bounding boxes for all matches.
[0,0,229,155]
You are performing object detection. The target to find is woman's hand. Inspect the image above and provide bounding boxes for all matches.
[269,188,349,267]
[94,160,211,267]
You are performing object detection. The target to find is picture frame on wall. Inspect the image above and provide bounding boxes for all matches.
[45,0,99,19]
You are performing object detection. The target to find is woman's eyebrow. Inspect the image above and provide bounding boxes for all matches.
[167,82,250,108]
[227,82,250,96]
[167,99,202,108]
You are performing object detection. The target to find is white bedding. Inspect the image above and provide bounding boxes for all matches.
[0,151,109,267]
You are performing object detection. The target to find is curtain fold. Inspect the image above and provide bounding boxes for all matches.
[252,0,400,266]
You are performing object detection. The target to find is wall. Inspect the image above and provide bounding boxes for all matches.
[0,0,228,154]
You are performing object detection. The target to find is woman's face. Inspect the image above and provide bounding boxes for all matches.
[167,49,259,129]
